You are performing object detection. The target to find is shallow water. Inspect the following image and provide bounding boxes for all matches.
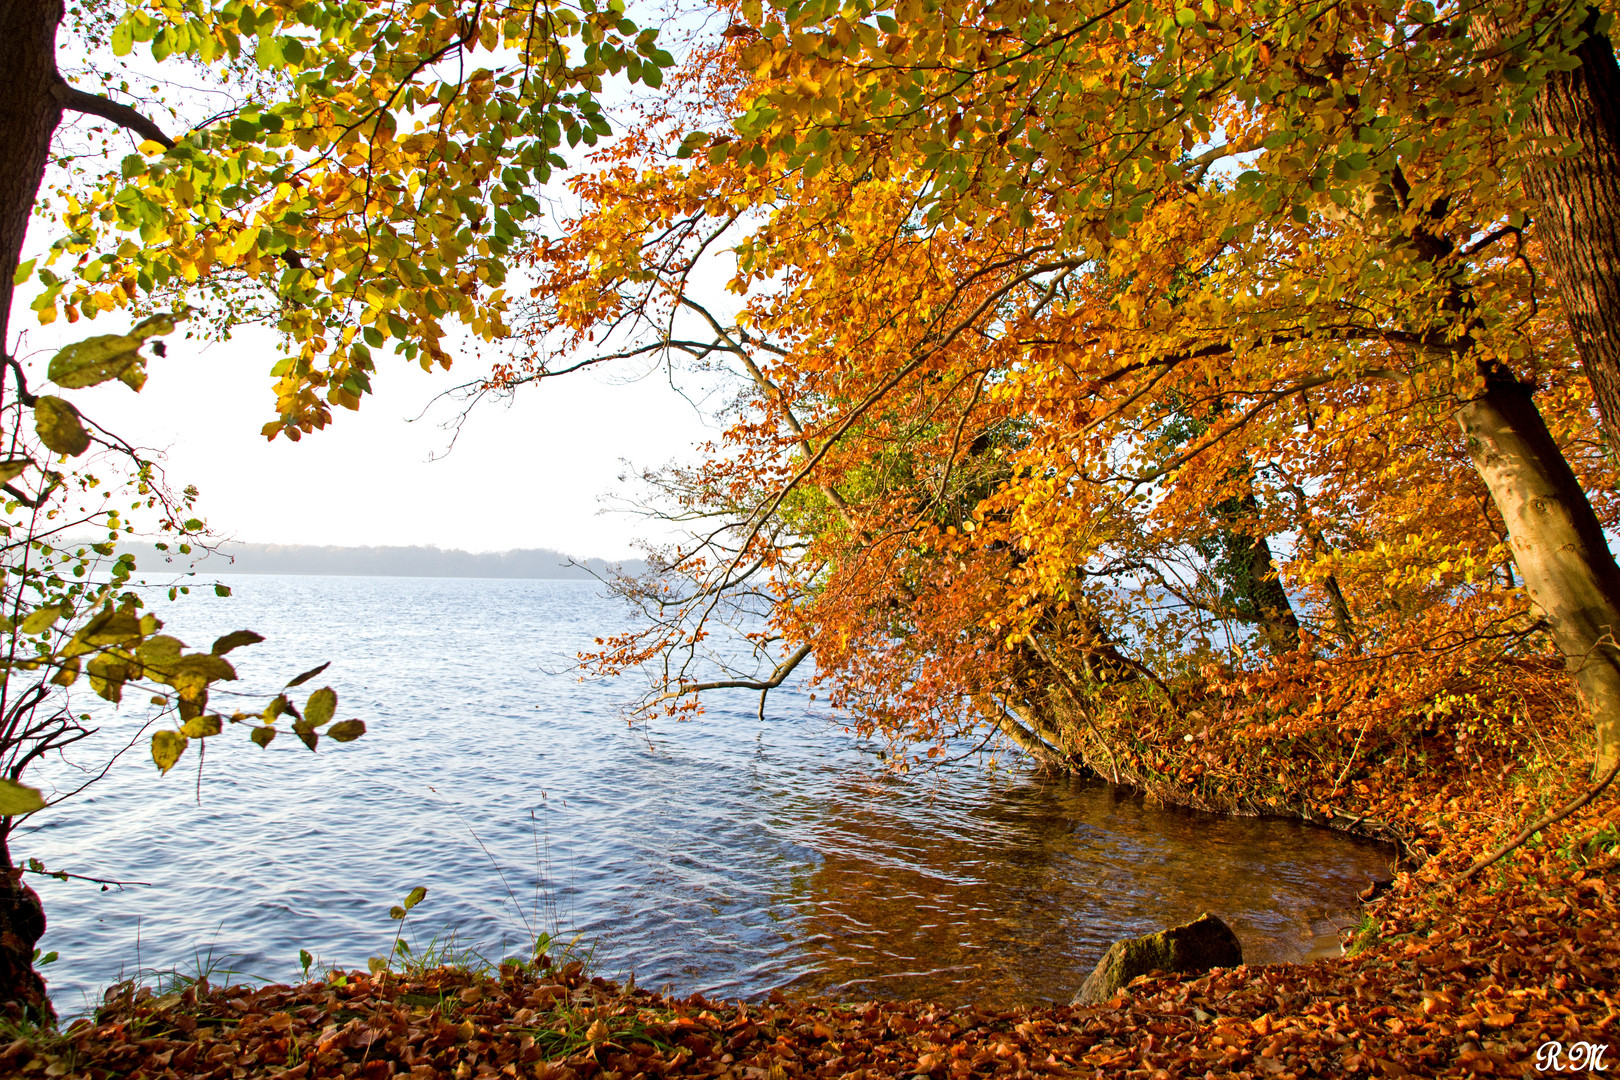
[22,576,1394,1016]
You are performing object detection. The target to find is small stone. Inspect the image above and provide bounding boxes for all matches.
[1073,913,1244,1005]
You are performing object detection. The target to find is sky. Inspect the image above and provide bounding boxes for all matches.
[18,9,729,561]
[17,317,720,560]
[23,94,734,561]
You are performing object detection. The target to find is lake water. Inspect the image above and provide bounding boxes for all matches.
[23,576,1394,1017]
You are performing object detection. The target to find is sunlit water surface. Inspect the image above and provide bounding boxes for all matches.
[25,576,1394,1016]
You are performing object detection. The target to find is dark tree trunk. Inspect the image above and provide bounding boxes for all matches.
[1458,373,1620,776]
[0,0,65,1025]
[0,837,51,1024]
[1207,487,1302,655]
[1520,8,1620,455]
[1232,523,1302,655]
[0,0,65,351]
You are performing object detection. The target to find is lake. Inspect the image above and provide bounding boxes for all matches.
[23,576,1394,1016]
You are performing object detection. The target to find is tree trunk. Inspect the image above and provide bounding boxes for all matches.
[1519,7,1620,455]
[1208,487,1302,655]
[0,836,52,1024]
[0,0,65,1024]
[1233,526,1303,655]
[0,0,64,351]
[1458,373,1620,776]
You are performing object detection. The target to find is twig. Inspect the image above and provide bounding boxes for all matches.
[1450,757,1620,885]
[23,865,152,890]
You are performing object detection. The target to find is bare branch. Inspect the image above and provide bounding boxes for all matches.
[22,865,151,891]
[1450,757,1620,885]
[653,640,813,702]
[52,82,176,150]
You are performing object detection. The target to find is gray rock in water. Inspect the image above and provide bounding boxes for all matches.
[1073,912,1243,1005]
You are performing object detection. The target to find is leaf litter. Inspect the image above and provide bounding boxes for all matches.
[5,760,1617,1079]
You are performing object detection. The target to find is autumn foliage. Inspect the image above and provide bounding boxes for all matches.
[510,0,1620,810]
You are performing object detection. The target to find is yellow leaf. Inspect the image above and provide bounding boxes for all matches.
[151,731,189,774]
[0,779,46,816]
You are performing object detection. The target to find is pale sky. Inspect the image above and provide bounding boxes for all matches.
[18,18,729,561]
[16,316,719,560]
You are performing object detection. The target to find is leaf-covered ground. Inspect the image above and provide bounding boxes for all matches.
[6,754,1616,1079]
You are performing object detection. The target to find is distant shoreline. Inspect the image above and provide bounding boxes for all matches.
[118,542,646,581]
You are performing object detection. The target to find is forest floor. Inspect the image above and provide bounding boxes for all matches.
[4,731,1617,1079]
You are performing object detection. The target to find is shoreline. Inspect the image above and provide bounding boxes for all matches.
[8,746,1615,1078]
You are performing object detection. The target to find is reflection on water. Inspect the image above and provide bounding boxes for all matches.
[783,774,1385,1006]
[24,576,1394,1014]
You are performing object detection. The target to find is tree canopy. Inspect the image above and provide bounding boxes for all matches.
[8,0,1620,1024]
[492,0,1620,788]
[0,0,673,1020]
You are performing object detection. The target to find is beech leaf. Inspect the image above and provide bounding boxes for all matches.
[179,714,223,738]
[0,458,31,485]
[326,718,365,742]
[151,730,188,774]
[212,629,265,655]
[0,779,46,816]
[285,661,330,688]
[304,686,336,728]
[33,396,91,457]
[47,332,145,389]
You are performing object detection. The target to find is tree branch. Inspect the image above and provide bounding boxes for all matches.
[52,82,175,150]
[1450,756,1620,885]
[654,641,813,702]
[22,864,151,891]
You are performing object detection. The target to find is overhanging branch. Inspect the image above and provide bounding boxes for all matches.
[52,82,176,150]
[654,641,814,704]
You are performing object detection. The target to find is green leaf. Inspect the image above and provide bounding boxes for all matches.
[211,629,264,655]
[303,686,336,728]
[118,362,148,392]
[179,714,223,738]
[111,18,134,55]
[0,458,29,485]
[151,730,188,774]
[19,606,63,635]
[48,333,145,389]
[0,779,47,816]
[402,885,427,911]
[171,653,238,683]
[327,718,366,742]
[178,688,207,719]
[13,258,35,286]
[88,653,128,702]
[389,905,407,920]
[34,396,91,457]
[250,725,277,748]
[285,661,330,688]
[83,607,142,645]
[214,584,233,597]
[50,656,80,687]
[137,634,187,668]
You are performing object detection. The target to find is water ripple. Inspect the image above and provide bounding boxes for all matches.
[24,576,1395,1016]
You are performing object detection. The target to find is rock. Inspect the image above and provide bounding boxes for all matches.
[1073,912,1243,1005]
